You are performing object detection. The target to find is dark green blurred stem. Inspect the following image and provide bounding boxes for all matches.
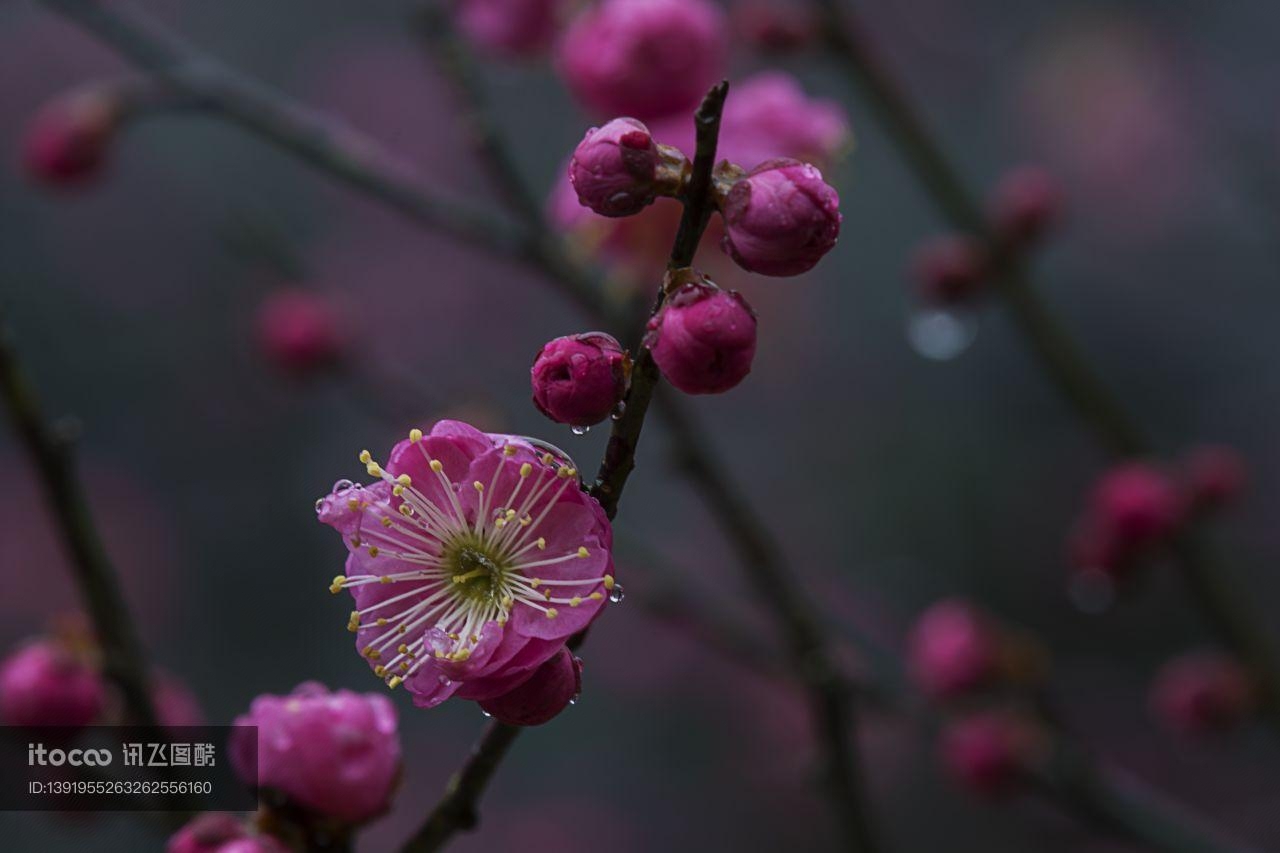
[0,322,160,729]
[812,0,1280,730]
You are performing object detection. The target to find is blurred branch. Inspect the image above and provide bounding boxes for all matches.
[0,319,160,729]
[811,0,1280,730]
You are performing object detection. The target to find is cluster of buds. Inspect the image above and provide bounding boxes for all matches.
[1068,446,1246,584]
[908,600,1049,794]
[910,165,1062,308]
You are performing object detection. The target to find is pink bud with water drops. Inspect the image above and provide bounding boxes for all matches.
[645,277,757,395]
[908,600,1000,700]
[1150,651,1254,735]
[0,639,105,729]
[556,0,727,120]
[480,647,583,726]
[989,165,1062,248]
[455,0,563,58]
[911,234,988,306]
[230,682,401,826]
[531,332,631,428]
[22,89,120,188]
[167,814,289,853]
[719,158,842,277]
[254,289,345,376]
[569,118,686,217]
[1181,444,1247,513]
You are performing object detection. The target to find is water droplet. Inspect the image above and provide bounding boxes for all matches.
[438,675,452,686]
[608,583,626,604]
[332,478,354,494]
[480,708,492,718]
[571,424,590,436]
[611,401,627,421]
[314,497,326,512]
[906,308,978,361]
[568,693,579,706]
[1069,569,1115,615]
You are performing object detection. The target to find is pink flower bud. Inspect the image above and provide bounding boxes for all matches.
[1150,651,1253,734]
[1182,444,1246,512]
[908,600,999,700]
[645,279,757,394]
[531,332,630,427]
[569,119,668,218]
[167,815,287,853]
[1090,462,1183,544]
[911,235,988,305]
[0,640,104,729]
[989,165,1062,247]
[254,290,344,375]
[720,158,841,277]
[479,647,582,726]
[556,0,727,120]
[456,0,562,57]
[231,683,401,826]
[940,712,1034,795]
[22,91,119,188]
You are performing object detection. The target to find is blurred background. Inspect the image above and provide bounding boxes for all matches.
[3,0,1280,849]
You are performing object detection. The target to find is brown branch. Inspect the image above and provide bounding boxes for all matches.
[0,320,159,729]
[811,0,1280,731]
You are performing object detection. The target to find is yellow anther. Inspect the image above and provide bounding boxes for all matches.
[347,498,360,511]
[429,459,443,473]
[557,466,571,478]
[367,463,383,477]
[398,643,409,655]
[536,537,546,550]
[359,450,372,464]
[566,468,577,478]
[505,508,517,519]
[399,504,414,516]
[368,547,380,558]
[541,453,554,465]
[520,515,532,526]
[397,474,411,486]
[530,578,542,588]
[603,575,615,590]
[376,618,388,626]
[520,462,532,478]
[409,428,423,443]
[381,516,393,527]
[503,444,517,456]
[380,575,391,584]
[392,485,405,497]
[397,625,407,634]
[374,665,386,677]
[545,608,559,619]
[387,676,402,689]
[350,537,362,548]
[329,575,347,594]
[577,546,590,558]
[569,596,582,607]
[497,617,508,626]
[473,481,484,492]
[454,648,472,661]
[589,592,603,601]
[363,647,381,660]
[399,662,410,672]
[501,595,514,608]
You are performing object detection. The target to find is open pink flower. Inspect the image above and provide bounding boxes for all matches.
[318,420,614,712]
[231,682,401,825]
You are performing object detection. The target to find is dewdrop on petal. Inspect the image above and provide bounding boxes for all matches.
[645,277,757,395]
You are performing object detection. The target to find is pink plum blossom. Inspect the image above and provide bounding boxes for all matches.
[556,0,726,120]
[0,639,105,729]
[720,158,842,277]
[645,279,757,394]
[531,332,631,427]
[318,420,614,713]
[231,682,401,825]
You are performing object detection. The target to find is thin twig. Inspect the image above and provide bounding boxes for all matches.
[0,320,160,729]
[811,0,1280,729]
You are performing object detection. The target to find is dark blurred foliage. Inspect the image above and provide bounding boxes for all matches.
[3,0,1280,849]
